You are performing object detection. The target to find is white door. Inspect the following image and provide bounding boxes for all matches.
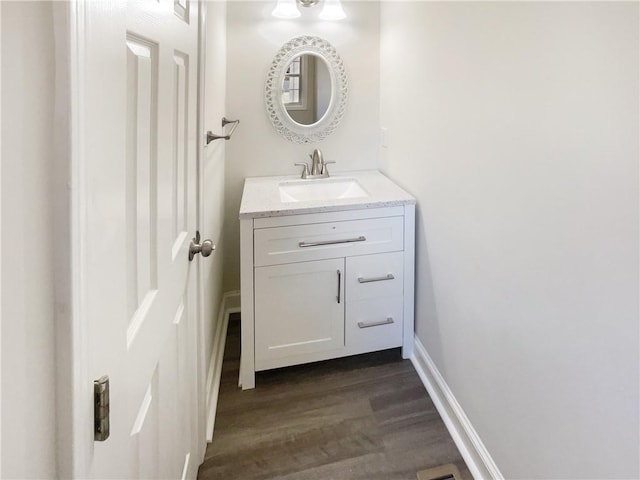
[72,0,203,477]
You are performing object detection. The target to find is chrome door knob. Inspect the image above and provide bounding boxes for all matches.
[189,231,215,261]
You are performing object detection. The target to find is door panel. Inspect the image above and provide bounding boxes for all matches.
[125,33,159,346]
[77,0,201,478]
[172,51,189,258]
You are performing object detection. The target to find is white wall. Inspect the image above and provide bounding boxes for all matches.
[223,1,380,291]
[1,2,58,477]
[203,0,228,376]
[380,2,639,478]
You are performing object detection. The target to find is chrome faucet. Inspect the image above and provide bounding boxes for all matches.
[310,148,324,176]
[294,148,336,179]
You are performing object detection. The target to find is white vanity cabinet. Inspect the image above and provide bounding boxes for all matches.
[240,202,415,390]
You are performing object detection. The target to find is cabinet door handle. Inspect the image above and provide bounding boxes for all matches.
[337,269,342,304]
[357,273,395,283]
[299,236,366,248]
[357,317,394,329]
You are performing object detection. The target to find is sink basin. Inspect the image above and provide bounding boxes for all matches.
[279,178,369,203]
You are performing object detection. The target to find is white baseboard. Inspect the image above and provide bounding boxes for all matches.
[205,290,240,442]
[411,336,504,480]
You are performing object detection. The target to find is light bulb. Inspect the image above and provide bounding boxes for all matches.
[272,0,300,19]
[318,0,346,20]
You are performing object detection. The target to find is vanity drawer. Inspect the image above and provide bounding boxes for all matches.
[346,252,403,302]
[346,297,403,351]
[254,216,404,267]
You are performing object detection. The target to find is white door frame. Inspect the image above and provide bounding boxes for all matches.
[55,1,208,476]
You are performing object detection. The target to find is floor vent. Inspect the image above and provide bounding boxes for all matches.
[416,463,461,480]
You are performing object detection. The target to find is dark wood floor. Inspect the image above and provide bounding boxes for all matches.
[198,314,472,480]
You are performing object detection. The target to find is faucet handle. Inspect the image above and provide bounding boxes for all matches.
[294,162,310,179]
[321,160,336,177]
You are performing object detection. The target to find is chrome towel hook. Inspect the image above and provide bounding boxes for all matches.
[206,117,240,144]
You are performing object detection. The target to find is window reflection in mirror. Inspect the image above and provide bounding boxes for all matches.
[282,54,331,126]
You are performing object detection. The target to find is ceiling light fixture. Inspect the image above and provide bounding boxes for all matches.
[272,0,346,20]
[271,0,301,19]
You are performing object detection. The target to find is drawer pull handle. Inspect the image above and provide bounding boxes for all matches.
[298,236,366,248]
[337,269,341,304]
[357,274,395,283]
[357,317,394,329]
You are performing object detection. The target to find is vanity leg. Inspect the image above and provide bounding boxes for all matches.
[239,353,255,390]
[239,293,256,389]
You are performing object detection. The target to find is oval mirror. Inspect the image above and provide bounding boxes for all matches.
[265,36,348,144]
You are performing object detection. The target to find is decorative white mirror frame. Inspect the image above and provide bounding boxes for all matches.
[265,36,348,144]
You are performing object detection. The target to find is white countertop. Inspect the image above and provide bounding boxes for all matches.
[239,170,416,219]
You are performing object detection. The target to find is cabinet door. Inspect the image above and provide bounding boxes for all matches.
[254,258,345,370]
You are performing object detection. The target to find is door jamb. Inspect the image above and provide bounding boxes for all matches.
[195,0,208,465]
[57,0,93,477]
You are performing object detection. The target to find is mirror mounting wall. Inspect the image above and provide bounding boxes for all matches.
[265,36,348,144]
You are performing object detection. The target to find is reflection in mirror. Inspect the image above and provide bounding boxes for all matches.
[282,54,331,126]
